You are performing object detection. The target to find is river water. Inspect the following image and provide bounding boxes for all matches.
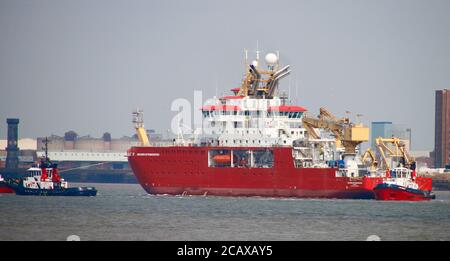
[1,183,449,241]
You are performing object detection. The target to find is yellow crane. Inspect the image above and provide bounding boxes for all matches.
[317,107,350,148]
[132,109,150,146]
[361,148,378,171]
[302,107,369,155]
[375,137,414,170]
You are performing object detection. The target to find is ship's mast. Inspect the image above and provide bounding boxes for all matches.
[43,137,49,162]
[239,46,291,99]
[132,109,150,146]
[244,49,248,70]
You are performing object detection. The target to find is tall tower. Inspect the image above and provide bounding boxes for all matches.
[5,118,20,169]
[434,90,450,168]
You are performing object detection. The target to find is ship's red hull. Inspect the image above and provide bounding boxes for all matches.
[0,184,14,193]
[127,146,431,199]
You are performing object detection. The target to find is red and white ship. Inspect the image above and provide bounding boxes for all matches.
[373,168,434,201]
[127,50,432,199]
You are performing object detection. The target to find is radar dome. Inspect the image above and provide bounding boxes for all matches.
[251,60,259,67]
[265,53,278,65]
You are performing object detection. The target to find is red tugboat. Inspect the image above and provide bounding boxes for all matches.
[370,138,434,201]
[6,159,97,196]
[0,174,14,193]
[5,138,97,196]
[373,168,435,201]
[127,50,398,199]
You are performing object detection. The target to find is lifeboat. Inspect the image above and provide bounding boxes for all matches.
[213,154,232,164]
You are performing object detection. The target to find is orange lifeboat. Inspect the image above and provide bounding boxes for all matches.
[213,154,231,164]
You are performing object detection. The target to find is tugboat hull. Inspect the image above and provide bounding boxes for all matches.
[0,175,14,193]
[8,183,97,196]
[0,185,14,193]
[374,183,435,201]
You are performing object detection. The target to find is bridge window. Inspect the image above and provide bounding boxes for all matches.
[202,111,211,118]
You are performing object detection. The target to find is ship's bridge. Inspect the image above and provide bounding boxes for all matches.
[199,95,309,147]
[268,105,307,118]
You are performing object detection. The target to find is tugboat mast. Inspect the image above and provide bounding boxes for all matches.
[44,137,48,161]
[41,137,51,165]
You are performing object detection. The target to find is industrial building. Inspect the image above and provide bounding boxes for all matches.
[370,121,412,152]
[35,130,166,182]
[434,89,450,168]
[0,117,162,182]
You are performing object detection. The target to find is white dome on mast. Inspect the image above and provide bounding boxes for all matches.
[265,53,278,65]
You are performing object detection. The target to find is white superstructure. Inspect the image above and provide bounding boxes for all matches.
[199,96,309,147]
[383,167,419,190]
[21,167,68,190]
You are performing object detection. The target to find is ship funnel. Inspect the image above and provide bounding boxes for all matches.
[249,64,261,93]
[266,66,291,98]
[273,65,290,78]
[274,70,291,81]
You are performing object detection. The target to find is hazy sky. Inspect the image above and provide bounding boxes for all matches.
[1,0,449,151]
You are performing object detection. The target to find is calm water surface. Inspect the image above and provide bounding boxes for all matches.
[1,183,449,241]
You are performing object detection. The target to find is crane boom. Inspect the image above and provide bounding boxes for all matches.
[362,148,378,171]
[375,137,414,170]
[302,107,369,155]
